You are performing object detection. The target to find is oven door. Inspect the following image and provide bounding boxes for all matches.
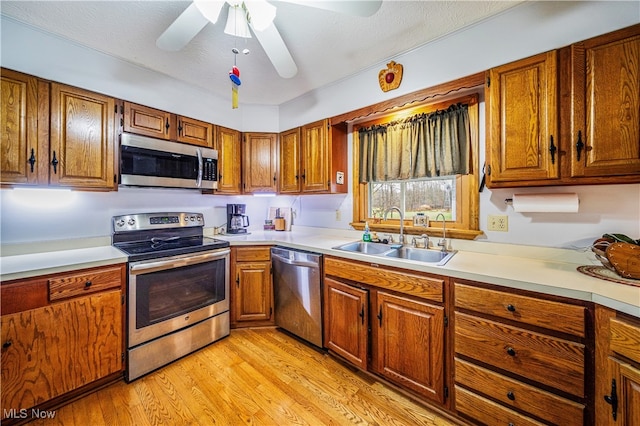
[128,248,230,347]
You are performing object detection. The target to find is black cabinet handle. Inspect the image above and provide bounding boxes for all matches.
[506,347,516,356]
[178,121,183,136]
[301,170,306,181]
[51,151,59,174]
[165,118,170,133]
[604,379,618,421]
[2,341,12,349]
[84,280,92,289]
[359,305,365,324]
[507,391,515,401]
[28,148,36,173]
[377,306,382,326]
[575,130,584,161]
[295,174,299,181]
[236,274,240,288]
[549,135,557,165]
[507,304,516,312]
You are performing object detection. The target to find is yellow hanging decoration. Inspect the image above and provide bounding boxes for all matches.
[231,84,239,109]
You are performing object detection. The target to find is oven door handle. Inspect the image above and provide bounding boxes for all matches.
[130,249,230,275]
[196,148,203,188]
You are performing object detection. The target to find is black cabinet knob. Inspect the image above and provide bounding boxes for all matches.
[3,341,12,349]
[507,304,516,312]
[506,347,516,356]
[507,391,515,401]
[84,280,92,288]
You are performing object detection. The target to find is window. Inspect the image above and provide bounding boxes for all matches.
[370,176,457,221]
[352,94,481,240]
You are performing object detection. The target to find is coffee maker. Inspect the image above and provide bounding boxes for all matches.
[227,204,250,234]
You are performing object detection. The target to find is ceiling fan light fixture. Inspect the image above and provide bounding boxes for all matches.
[224,4,252,38]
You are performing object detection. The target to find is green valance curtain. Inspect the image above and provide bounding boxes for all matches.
[358,103,470,182]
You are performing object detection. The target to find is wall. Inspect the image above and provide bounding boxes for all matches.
[1,2,639,250]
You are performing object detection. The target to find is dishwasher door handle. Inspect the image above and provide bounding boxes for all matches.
[272,252,319,269]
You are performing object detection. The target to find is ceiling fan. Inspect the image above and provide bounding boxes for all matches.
[156,0,382,79]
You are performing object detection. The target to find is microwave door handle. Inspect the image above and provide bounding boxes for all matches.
[196,148,203,188]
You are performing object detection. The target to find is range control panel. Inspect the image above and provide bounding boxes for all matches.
[113,212,204,233]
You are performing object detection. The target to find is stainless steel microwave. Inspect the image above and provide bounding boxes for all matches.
[119,133,218,190]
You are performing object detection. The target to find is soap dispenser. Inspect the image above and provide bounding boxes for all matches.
[363,222,372,242]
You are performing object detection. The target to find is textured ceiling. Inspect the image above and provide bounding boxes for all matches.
[1,1,524,105]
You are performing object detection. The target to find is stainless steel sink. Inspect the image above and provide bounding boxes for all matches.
[333,241,399,255]
[384,247,457,266]
[332,241,456,265]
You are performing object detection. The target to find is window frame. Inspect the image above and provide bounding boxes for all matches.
[351,93,482,240]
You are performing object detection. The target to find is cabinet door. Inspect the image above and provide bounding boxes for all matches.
[323,277,368,369]
[375,291,445,403]
[301,119,330,192]
[233,261,272,324]
[123,101,173,140]
[49,84,115,189]
[177,116,213,147]
[279,128,301,194]
[567,25,640,179]
[215,126,242,194]
[0,69,41,185]
[1,291,123,415]
[604,358,640,426]
[486,51,559,186]
[243,132,277,193]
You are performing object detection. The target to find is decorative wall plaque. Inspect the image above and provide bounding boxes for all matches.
[378,61,403,92]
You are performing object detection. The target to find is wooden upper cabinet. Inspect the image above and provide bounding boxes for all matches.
[123,101,172,140]
[242,132,277,193]
[565,24,640,180]
[301,119,331,192]
[123,101,213,147]
[49,83,116,189]
[279,127,301,193]
[0,69,42,185]
[486,51,559,186]
[214,125,242,194]
[176,116,213,147]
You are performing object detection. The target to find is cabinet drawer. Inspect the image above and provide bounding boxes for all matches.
[455,358,584,425]
[325,257,443,303]
[235,247,271,262]
[455,385,546,426]
[455,282,585,337]
[48,266,122,301]
[610,317,640,363]
[455,312,585,396]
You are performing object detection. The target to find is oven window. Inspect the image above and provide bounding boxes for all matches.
[135,259,226,328]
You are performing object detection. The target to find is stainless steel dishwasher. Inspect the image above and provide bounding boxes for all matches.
[271,246,323,348]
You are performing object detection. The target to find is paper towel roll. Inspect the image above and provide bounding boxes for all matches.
[510,193,579,213]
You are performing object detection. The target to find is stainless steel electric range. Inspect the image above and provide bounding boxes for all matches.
[112,212,230,381]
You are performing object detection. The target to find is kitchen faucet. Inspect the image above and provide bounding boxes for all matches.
[383,206,405,244]
[435,213,448,252]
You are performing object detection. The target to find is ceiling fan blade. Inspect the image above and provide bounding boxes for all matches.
[156,3,210,51]
[249,22,298,78]
[277,0,382,17]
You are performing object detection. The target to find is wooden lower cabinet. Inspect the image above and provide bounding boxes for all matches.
[1,264,125,421]
[230,246,273,327]
[323,256,448,406]
[373,291,445,403]
[324,277,368,369]
[595,308,640,425]
[453,279,590,425]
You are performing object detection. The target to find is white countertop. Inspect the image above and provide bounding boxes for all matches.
[2,227,638,317]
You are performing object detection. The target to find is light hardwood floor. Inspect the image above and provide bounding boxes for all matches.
[30,328,461,425]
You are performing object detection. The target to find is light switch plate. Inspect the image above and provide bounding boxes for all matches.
[336,171,344,185]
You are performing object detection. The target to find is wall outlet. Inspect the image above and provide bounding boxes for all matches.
[335,209,341,221]
[336,171,344,185]
[487,215,508,232]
